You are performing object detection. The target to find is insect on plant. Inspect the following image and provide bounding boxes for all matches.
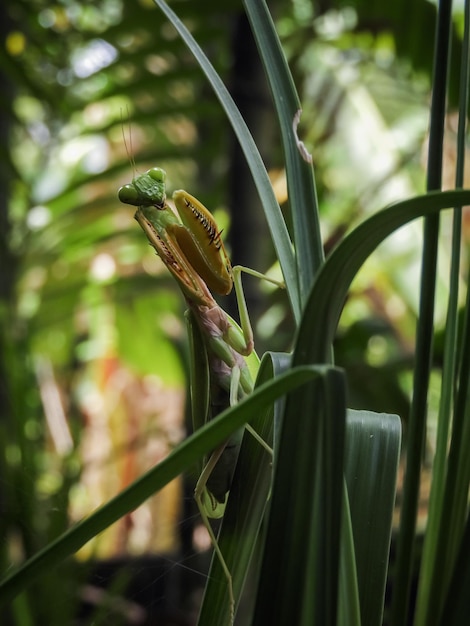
[118,140,282,623]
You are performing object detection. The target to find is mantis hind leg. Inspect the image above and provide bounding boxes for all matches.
[193,366,242,624]
[194,444,235,625]
[193,367,272,625]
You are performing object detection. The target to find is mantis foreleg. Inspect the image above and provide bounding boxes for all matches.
[221,264,284,358]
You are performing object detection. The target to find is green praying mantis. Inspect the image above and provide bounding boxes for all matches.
[118,165,281,623]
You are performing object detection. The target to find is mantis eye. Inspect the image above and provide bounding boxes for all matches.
[147,167,166,183]
[118,184,140,206]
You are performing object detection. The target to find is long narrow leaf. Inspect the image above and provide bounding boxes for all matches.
[253,367,347,625]
[414,1,470,620]
[344,410,402,626]
[0,365,319,608]
[251,191,470,626]
[338,481,361,626]
[439,512,470,625]
[153,0,300,321]
[391,0,453,617]
[292,189,470,367]
[243,0,323,302]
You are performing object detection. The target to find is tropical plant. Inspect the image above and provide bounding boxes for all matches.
[1,1,470,625]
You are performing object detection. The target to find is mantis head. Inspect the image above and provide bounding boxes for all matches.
[118,167,167,208]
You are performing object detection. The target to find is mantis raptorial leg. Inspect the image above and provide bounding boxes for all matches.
[119,168,282,623]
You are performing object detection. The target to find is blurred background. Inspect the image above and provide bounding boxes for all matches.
[0,0,467,623]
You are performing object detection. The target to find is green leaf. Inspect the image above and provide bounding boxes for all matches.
[338,482,362,626]
[153,0,300,321]
[253,367,347,626]
[252,191,470,625]
[439,513,470,625]
[0,364,320,608]
[344,409,402,626]
[293,189,470,366]
[243,0,324,302]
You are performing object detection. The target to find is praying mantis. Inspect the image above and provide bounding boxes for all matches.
[118,166,280,623]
